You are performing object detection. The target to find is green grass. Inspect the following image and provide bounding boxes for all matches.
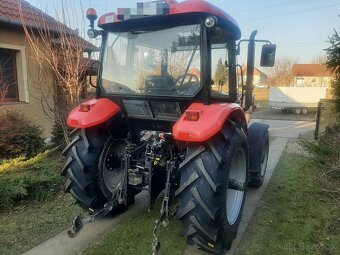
[0,150,83,255]
[84,202,186,255]
[1,142,338,255]
[0,150,64,209]
[0,194,81,255]
[237,152,340,255]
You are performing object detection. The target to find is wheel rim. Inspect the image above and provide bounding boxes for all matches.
[295,109,301,114]
[226,148,247,225]
[102,141,126,194]
[260,140,269,177]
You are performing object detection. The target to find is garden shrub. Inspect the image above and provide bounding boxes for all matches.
[0,150,63,209]
[50,123,67,149]
[0,111,44,159]
[300,123,340,207]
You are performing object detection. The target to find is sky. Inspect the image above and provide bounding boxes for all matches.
[27,0,340,65]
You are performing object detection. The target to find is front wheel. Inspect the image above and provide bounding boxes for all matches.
[176,124,248,254]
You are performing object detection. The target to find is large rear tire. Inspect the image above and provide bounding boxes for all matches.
[61,127,135,212]
[176,124,248,254]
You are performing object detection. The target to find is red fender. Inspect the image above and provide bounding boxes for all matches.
[173,103,246,142]
[67,98,121,128]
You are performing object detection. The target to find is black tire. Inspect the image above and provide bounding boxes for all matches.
[176,124,248,254]
[61,127,108,210]
[61,127,135,212]
[248,123,269,187]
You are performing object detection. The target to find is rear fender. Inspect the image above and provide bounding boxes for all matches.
[67,98,121,128]
[173,103,246,142]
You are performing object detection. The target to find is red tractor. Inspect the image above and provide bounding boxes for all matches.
[63,1,275,254]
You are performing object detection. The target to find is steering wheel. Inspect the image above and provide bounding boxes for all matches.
[174,74,199,94]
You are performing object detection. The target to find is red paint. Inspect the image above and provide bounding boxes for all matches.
[169,0,239,29]
[173,103,245,142]
[67,98,121,128]
[98,0,240,33]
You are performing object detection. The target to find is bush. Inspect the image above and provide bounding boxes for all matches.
[0,111,44,159]
[300,124,340,206]
[0,150,63,209]
[50,123,67,148]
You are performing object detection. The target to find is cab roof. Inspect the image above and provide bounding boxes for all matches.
[97,0,241,40]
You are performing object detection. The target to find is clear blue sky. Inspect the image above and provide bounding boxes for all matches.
[27,0,340,64]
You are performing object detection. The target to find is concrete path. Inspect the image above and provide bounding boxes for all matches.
[22,119,315,255]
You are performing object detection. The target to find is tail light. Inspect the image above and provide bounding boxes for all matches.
[79,103,91,112]
[185,110,200,121]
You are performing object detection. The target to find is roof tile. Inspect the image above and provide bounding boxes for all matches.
[292,64,333,77]
[0,0,98,52]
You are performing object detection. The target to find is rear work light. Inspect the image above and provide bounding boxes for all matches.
[117,1,170,21]
[185,110,200,121]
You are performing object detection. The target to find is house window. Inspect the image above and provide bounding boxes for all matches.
[296,77,304,87]
[0,48,19,101]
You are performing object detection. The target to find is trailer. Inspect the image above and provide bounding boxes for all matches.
[269,87,327,114]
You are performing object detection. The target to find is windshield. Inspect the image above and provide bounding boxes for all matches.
[101,24,201,96]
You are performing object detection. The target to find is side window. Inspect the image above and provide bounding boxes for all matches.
[210,27,230,97]
[0,48,18,101]
[211,46,229,96]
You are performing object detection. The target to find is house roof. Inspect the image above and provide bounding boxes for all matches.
[237,65,267,77]
[0,0,98,52]
[0,0,65,33]
[292,64,333,77]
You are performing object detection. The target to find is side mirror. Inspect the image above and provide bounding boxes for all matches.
[260,44,276,67]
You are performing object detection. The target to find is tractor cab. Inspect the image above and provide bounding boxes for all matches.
[79,0,275,142]
[64,1,275,254]
[94,1,241,102]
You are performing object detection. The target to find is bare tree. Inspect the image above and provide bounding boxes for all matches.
[0,82,8,103]
[311,54,326,64]
[267,57,297,87]
[18,0,94,143]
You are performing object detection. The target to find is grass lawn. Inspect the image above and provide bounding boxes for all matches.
[0,151,82,255]
[237,152,340,255]
[1,141,338,255]
[0,194,81,255]
[84,201,186,255]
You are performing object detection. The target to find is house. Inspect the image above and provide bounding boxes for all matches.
[291,64,334,87]
[237,65,267,87]
[0,0,97,137]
